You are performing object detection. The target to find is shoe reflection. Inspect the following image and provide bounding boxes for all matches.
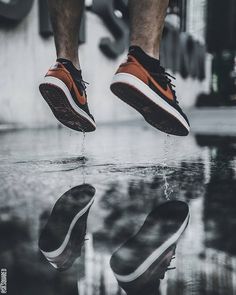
[110,201,189,294]
[38,184,95,271]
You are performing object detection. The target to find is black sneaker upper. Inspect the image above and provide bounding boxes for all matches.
[57,58,95,122]
[128,46,190,126]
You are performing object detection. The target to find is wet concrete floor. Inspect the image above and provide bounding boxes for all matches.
[0,122,236,295]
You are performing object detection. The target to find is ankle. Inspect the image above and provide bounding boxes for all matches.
[144,49,160,60]
[139,47,160,60]
[57,54,80,70]
[129,45,160,72]
[56,58,82,80]
[130,42,160,60]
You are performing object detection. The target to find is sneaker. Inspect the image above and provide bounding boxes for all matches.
[110,201,189,294]
[110,46,190,136]
[39,59,96,132]
[38,184,95,271]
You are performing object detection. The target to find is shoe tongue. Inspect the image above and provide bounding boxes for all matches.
[129,46,160,72]
[56,58,82,80]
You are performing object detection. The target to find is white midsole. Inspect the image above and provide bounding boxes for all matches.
[111,73,190,132]
[43,76,96,128]
[40,196,95,259]
[113,212,190,282]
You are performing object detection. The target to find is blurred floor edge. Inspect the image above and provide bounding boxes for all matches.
[189,107,236,135]
[1,107,236,136]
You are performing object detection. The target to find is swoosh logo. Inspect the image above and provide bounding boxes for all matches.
[56,62,87,105]
[72,81,87,105]
[148,77,174,101]
[148,75,174,101]
[129,56,174,101]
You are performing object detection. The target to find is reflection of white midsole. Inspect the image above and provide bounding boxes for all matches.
[43,76,96,128]
[111,73,190,132]
[113,213,190,282]
[40,196,95,259]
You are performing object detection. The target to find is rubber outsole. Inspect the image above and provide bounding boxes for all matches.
[111,245,176,294]
[39,83,96,132]
[40,209,91,271]
[110,201,190,283]
[111,81,189,136]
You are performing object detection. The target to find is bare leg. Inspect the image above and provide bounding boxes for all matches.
[47,0,84,69]
[129,0,169,59]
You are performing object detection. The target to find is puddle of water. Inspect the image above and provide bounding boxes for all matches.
[0,128,236,295]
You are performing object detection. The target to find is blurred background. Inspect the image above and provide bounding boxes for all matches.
[0,0,235,130]
[1,1,236,295]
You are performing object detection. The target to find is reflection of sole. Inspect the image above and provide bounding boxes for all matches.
[111,73,190,136]
[42,209,93,271]
[113,213,189,282]
[116,245,176,294]
[41,196,95,259]
[39,77,96,132]
[38,184,95,270]
[110,201,190,293]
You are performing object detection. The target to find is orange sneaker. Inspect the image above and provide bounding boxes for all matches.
[110,46,190,136]
[39,59,96,132]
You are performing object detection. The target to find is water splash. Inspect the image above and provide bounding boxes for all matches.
[81,131,86,156]
[81,131,86,183]
[162,135,173,200]
[163,166,173,200]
